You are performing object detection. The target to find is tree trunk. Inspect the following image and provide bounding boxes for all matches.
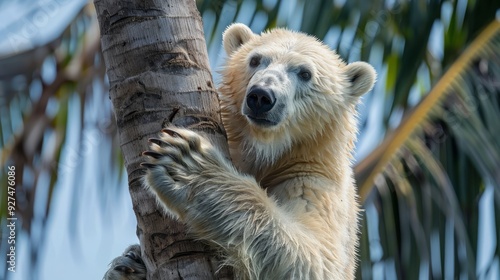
[93,0,233,279]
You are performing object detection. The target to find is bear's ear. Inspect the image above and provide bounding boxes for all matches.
[223,23,256,56]
[344,62,376,98]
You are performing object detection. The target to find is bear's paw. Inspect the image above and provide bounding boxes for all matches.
[141,126,234,218]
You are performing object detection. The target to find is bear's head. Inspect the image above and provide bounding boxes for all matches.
[219,23,376,170]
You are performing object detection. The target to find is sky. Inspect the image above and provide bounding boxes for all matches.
[1,1,138,279]
[0,0,87,58]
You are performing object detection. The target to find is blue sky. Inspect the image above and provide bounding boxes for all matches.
[1,1,138,279]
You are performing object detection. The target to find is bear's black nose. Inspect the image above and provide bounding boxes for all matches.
[246,86,276,115]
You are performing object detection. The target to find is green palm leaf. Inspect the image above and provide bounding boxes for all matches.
[356,21,500,200]
[355,20,500,279]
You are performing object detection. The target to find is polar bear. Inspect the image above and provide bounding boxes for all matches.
[110,23,376,280]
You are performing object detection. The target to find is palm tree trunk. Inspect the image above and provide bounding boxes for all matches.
[93,0,232,279]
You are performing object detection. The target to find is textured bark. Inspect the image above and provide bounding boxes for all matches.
[93,0,232,279]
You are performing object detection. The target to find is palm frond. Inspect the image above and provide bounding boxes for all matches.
[356,20,500,279]
[357,20,500,197]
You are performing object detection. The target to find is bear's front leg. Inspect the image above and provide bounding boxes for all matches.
[141,127,298,278]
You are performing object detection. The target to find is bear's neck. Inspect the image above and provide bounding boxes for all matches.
[257,132,354,190]
[225,110,359,190]
[225,112,356,191]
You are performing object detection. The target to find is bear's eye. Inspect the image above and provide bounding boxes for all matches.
[249,55,261,67]
[298,69,312,81]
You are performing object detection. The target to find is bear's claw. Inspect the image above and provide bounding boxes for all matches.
[140,162,157,169]
[148,137,170,147]
[142,151,163,159]
[161,128,181,138]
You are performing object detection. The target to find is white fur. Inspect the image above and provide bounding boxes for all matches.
[142,23,376,280]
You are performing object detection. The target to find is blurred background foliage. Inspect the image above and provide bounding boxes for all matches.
[1,0,500,279]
